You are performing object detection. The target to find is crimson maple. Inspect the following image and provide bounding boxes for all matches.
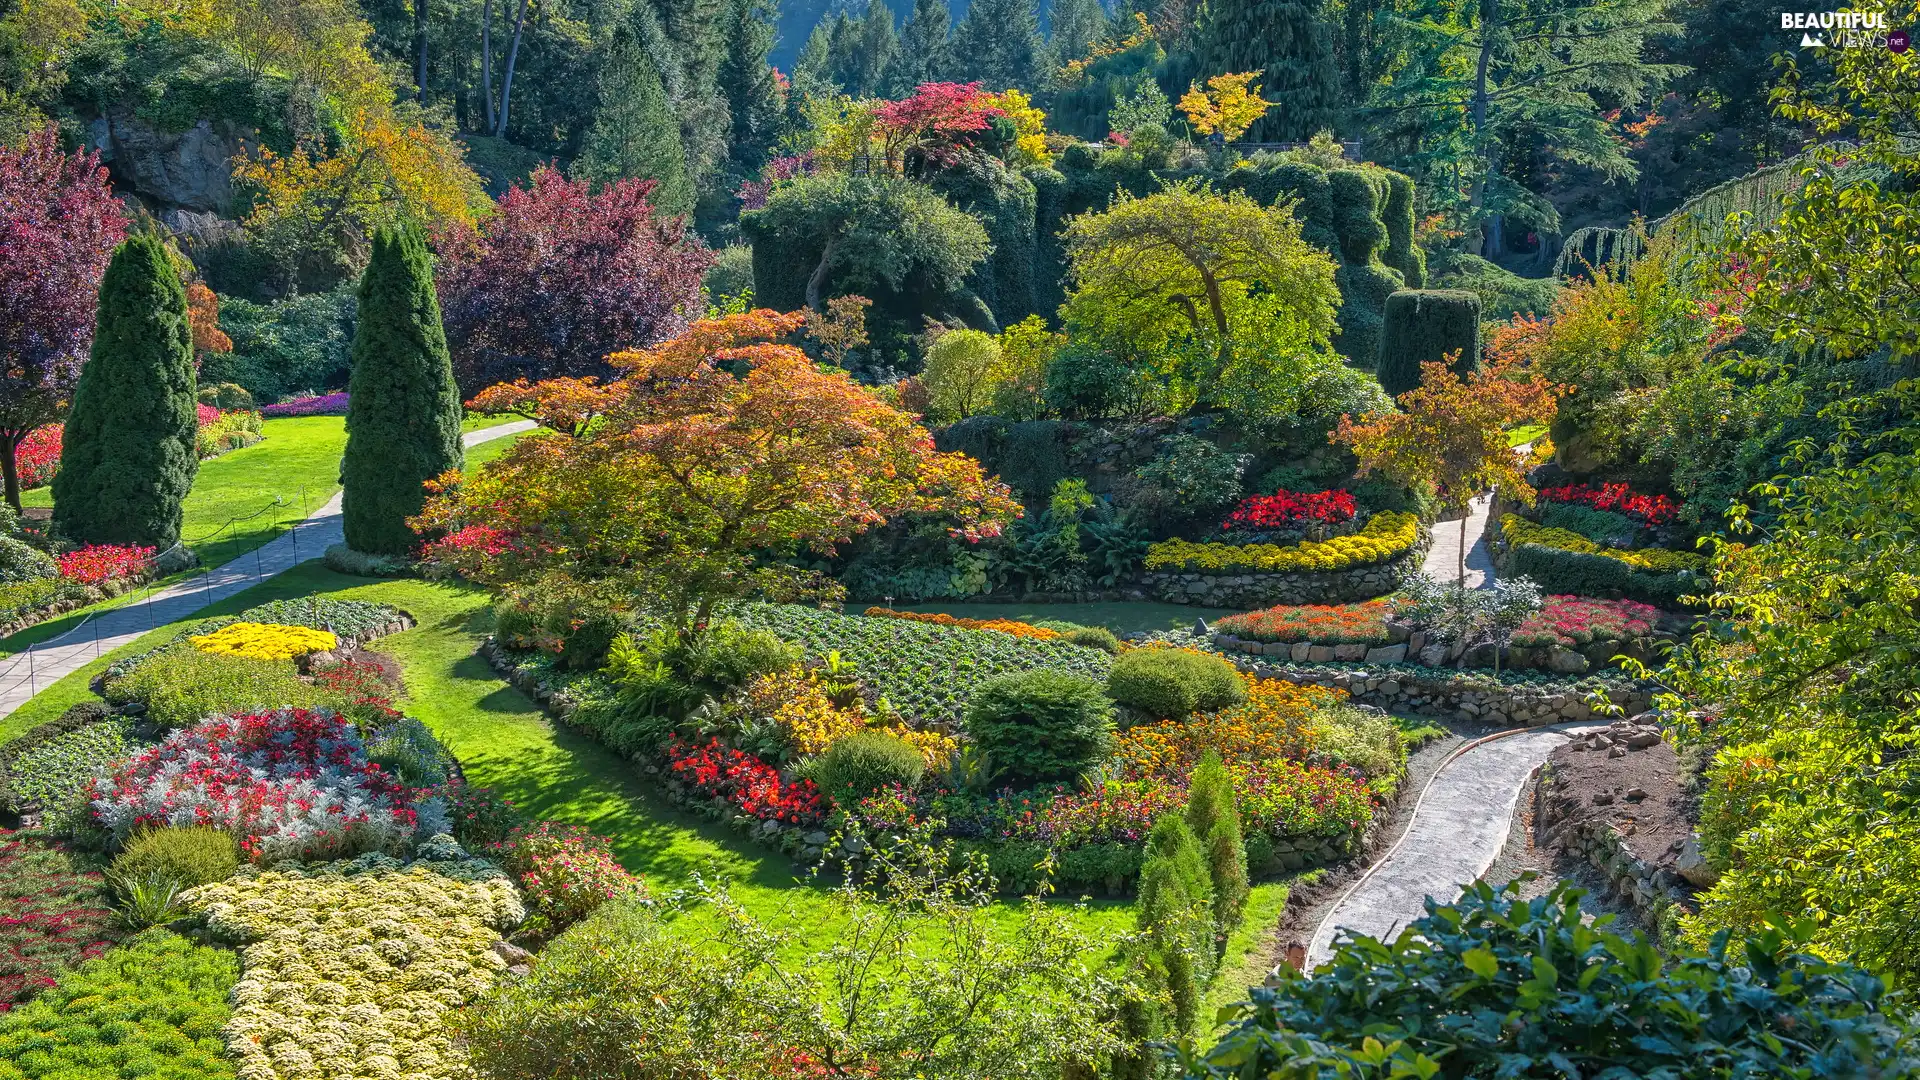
[416,310,1018,638]
[0,128,126,510]
[435,166,711,397]
[873,82,1005,174]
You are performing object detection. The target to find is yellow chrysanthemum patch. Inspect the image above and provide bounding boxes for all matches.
[748,669,960,769]
[190,622,339,661]
[185,858,523,1080]
[1144,512,1420,573]
[1500,515,1707,574]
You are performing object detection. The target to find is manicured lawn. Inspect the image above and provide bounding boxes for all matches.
[1507,422,1548,447]
[463,425,531,471]
[892,600,1245,634]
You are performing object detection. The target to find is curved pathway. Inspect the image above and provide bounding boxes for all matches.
[1422,493,1496,589]
[0,420,536,722]
[1305,722,1596,968]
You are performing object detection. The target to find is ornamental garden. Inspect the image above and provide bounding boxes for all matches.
[0,6,1918,1079]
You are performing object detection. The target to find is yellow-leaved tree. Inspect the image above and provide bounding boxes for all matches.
[1178,72,1274,143]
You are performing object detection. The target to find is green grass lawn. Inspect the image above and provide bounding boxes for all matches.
[0,562,1296,986]
[1507,422,1548,447]
[890,600,1245,634]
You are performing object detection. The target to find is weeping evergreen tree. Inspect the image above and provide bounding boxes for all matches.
[1198,0,1341,141]
[886,0,952,93]
[52,233,198,549]
[951,0,1043,90]
[340,229,463,556]
[578,27,694,216]
[717,0,784,174]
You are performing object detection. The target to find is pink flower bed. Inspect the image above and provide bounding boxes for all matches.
[90,708,433,863]
[15,425,60,489]
[1222,489,1357,530]
[1510,595,1661,649]
[1538,482,1678,525]
[261,393,350,417]
[489,821,643,928]
[55,544,154,585]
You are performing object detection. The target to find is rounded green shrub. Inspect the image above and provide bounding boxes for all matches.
[1376,289,1482,399]
[0,535,55,583]
[197,382,256,410]
[806,731,926,805]
[112,826,241,890]
[1064,626,1121,654]
[964,670,1114,786]
[1106,649,1246,718]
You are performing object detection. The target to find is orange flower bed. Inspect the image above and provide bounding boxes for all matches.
[862,607,1063,642]
[1214,600,1394,645]
[1114,678,1346,776]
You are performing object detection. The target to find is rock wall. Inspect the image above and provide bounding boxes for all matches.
[1226,658,1654,726]
[1142,535,1430,608]
[1214,625,1663,675]
[88,107,250,214]
[1538,797,1696,933]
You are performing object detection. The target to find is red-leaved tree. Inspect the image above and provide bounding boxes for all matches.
[0,128,127,510]
[435,166,712,397]
[874,82,1005,175]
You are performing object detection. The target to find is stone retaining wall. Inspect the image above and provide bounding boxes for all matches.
[1536,783,1695,932]
[1213,628,1662,676]
[1140,534,1431,608]
[1226,657,1653,726]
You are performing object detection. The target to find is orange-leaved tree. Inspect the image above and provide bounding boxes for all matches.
[1333,354,1559,586]
[413,310,1020,640]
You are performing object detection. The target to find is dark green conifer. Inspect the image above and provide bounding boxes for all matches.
[1186,750,1249,942]
[1135,813,1215,1033]
[951,0,1043,90]
[1377,289,1483,398]
[340,229,463,556]
[578,26,694,217]
[1198,0,1342,141]
[52,233,198,549]
[886,0,952,93]
[717,0,783,173]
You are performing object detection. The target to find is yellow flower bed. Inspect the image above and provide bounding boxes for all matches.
[747,669,959,769]
[1500,515,1707,574]
[190,621,339,661]
[186,856,524,1080]
[1144,511,1420,573]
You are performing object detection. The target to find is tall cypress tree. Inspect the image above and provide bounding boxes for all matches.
[951,0,1043,90]
[340,229,463,556]
[1199,0,1341,141]
[717,0,783,173]
[52,233,198,549]
[578,27,695,216]
[886,0,952,93]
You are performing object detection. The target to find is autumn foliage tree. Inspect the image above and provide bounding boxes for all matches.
[415,310,1018,639]
[0,127,125,510]
[435,167,712,397]
[1333,355,1559,584]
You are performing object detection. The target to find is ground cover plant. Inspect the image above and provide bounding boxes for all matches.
[0,715,132,821]
[0,831,122,1012]
[0,928,237,1080]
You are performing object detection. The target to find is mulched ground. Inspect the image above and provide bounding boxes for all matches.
[1538,721,1694,874]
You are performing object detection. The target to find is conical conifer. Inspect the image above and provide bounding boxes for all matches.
[1199,0,1341,141]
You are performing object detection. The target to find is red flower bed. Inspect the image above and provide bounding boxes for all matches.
[1538,482,1678,525]
[54,544,154,585]
[1214,600,1393,645]
[1510,595,1661,649]
[665,736,825,826]
[15,425,60,489]
[0,831,122,1011]
[1222,489,1357,530]
[195,403,220,426]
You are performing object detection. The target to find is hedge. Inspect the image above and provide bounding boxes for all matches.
[1377,289,1481,399]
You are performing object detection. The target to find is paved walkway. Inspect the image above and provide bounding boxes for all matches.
[0,420,535,721]
[1422,493,1496,589]
[1305,723,1597,968]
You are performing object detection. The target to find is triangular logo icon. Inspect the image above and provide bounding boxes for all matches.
[1800,31,1825,46]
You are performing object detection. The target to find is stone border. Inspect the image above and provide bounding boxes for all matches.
[1535,778,1696,937]
[1225,657,1652,726]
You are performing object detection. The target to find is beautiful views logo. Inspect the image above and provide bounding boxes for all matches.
[1780,8,1900,48]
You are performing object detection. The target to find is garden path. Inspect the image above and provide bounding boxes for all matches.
[1422,493,1496,588]
[0,420,536,723]
[1304,721,1598,968]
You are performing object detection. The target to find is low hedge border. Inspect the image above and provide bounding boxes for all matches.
[0,571,157,641]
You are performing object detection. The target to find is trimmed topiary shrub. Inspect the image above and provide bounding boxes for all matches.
[340,228,464,556]
[1106,649,1246,719]
[111,826,241,890]
[965,670,1114,786]
[1379,172,1425,287]
[805,731,927,805]
[52,232,200,548]
[1376,288,1482,399]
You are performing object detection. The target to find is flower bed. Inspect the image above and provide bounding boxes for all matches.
[15,425,60,489]
[0,831,123,1012]
[54,544,154,586]
[1510,596,1661,649]
[188,621,339,660]
[665,736,826,826]
[259,392,349,417]
[1221,489,1357,530]
[1213,600,1394,647]
[90,708,438,862]
[1146,511,1419,573]
[0,928,238,1078]
[0,714,133,821]
[488,821,642,932]
[184,846,524,1080]
[729,604,1112,726]
[1539,482,1678,526]
[196,407,263,459]
[861,606,1063,641]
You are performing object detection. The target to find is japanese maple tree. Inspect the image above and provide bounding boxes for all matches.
[435,166,712,397]
[1333,354,1559,585]
[416,310,1018,639]
[874,81,1005,174]
[0,128,126,511]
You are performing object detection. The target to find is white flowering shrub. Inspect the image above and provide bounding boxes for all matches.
[184,847,525,1080]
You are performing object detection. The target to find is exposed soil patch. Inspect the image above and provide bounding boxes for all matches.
[1485,770,1640,932]
[1538,720,1693,873]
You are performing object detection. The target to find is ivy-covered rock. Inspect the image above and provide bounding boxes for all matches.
[52,232,199,548]
[340,229,463,556]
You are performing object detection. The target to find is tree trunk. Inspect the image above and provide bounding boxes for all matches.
[414,0,428,104]
[1469,0,1497,257]
[1202,269,1232,388]
[0,435,20,514]
[482,0,495,132]
[805,234,840,310]
[494,0,532,137]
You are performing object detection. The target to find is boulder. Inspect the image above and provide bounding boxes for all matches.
[1307,645,1336,663]
[90,109,244,213]
[1364,643,1408,664]
[1675,835,1720,889]
[1416,643,1449,666]
[1332,643,1367,661]
[1290,642,1312,661]
[1407,630,1427,654]
[1547,648,1589,674]
[1624,728,1662,749]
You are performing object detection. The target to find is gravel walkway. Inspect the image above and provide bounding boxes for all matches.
[1422,493,1496,589]
[1304,722,1598,967]
[0,420,536,723]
